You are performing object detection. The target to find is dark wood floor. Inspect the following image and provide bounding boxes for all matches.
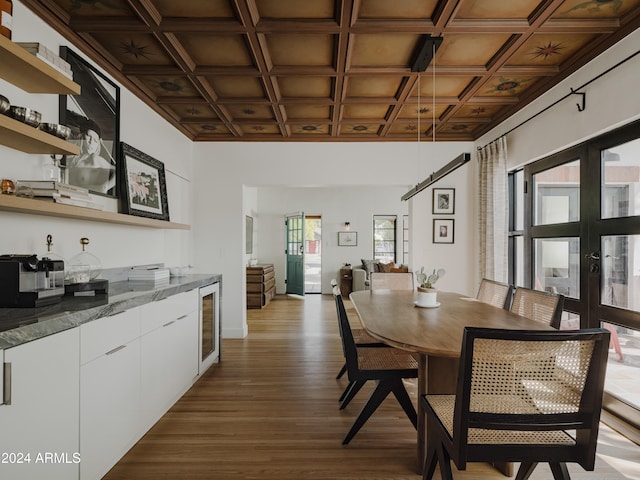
[103,294,639,480]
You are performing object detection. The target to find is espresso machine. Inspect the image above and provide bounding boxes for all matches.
[0,254,65,307]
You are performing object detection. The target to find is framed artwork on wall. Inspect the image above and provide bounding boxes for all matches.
[338,231,358,246]
[59,46,120,197]
[432,188,455,214]
[120,142,170,221]
[433,219,454,244]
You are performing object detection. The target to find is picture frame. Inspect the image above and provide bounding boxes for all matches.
[432,188,455,215]
[338,231,358,246]
[433,219,454,244]
[59,47,120,197]
[246,215,254,254]
[120,142,170,221]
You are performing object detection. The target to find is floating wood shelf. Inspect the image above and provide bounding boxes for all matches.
[0,114,80,155]
[0,35,80,95]
[0,194,190,230]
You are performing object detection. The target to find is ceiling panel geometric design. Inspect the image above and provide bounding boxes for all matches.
[24,0,640,142]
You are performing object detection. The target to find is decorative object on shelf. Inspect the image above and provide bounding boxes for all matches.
[0,0,12,39]
[415,267,445,307]
[0,93,9,114]
[66,237,102,284]
[44,234,66,266]
[7,105,41,127]
[120,142,170,221]
[432,188,455,214]
[1,178,14,194]
[338,231,357,246]
[59,46,120,198]
[433,218,454,244]
[39,123,71,139]
[246,215,253,254]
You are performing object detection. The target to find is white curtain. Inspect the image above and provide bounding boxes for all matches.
[477,137,508,283]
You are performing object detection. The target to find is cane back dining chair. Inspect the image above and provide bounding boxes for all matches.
[330,279,386,385]
[510,287,565,329]
[421,327,610,480]
[369,272,414,291]
[476,278,514,310]
[333,291,418,444]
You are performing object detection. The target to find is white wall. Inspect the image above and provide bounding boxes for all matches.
[475,28,640,169]
[0,2,194,269]
[255,186,409,294]
[193,141,473,338]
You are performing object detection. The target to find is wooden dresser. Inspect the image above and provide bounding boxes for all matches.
[246,264,276,309]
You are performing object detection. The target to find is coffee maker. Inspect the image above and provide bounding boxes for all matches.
[0,254,65,307]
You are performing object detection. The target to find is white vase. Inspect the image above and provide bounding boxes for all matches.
[417,287,437,306]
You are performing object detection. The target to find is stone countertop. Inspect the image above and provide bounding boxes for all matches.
[0,274,221,350]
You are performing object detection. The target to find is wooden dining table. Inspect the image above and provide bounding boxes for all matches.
[349,289,554,474]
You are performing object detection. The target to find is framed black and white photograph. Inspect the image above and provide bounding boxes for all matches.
[59,47,120,197]
[338,231,358,246]
[433,219,454,244]
[120,142,169,221]
[246,215,254,254]
[432,188,455,215]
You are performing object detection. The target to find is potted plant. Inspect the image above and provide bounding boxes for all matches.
[415,267,445,306]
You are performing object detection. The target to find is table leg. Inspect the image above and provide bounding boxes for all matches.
[416,354,427,473]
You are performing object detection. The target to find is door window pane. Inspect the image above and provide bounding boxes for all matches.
[533,160,580,225]
[601,235,640,313]
[533,237,580,299]
[602,138,640,219]
[514,170,524,231]
[373,215,396,263]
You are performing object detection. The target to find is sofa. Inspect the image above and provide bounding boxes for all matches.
[352,259,411,292]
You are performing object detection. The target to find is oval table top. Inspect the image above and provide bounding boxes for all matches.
[349,290,553,359]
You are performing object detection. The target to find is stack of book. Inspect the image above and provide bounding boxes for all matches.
[17,180,103,210]
[16,42,73,79]
[128,267,171,283]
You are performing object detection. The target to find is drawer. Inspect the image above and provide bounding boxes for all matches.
[80,308,141,365]
[141,289,198,335]
[246,282,264,293]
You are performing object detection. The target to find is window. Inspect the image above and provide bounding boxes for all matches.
[403,215,409,265]
[508,170,524,287]
[373,215,396,263]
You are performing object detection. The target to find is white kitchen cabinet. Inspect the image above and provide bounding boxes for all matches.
[140,290,199,431]
[0,328,80,480]
[79,309,141,480]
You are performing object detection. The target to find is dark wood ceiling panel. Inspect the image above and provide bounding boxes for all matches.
[20,0,640,141]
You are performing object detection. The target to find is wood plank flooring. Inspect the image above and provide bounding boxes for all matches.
[103,294,640,480]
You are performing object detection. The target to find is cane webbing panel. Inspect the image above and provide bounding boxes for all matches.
[511,288,561,326]
[476,279,511,309]
[357,347,418,371]
[427,395,575,445]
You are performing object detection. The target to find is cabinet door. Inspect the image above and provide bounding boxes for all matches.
[80,308,141,480]
[140,310,198,430]
[0,328,80,480]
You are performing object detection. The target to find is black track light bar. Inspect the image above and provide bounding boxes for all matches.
[410,35,443,72]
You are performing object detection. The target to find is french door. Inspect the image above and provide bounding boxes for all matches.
[285,212,305,296]
[523,120,640,435]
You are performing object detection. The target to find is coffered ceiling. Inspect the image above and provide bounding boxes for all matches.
[21,0,640,142]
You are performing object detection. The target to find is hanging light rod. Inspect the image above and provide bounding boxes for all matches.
[410,35,443,72]
[401,153,471,202]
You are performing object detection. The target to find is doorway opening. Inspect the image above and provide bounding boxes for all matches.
[305,216,322,294]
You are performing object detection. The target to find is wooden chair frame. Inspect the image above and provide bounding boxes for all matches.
[421,327,610,480]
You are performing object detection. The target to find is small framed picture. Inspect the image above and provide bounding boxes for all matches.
[338,231,358,246]
[120,142,170,221]
[433,188,455,214]
[433,219,454,244]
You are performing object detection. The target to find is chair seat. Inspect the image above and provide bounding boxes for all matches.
[352,328,382,345]
[427,394,576,445]
[357,347,418,372]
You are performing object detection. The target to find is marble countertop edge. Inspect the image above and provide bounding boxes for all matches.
[0,274,221,350]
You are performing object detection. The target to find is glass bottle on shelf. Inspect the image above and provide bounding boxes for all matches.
[65,237,102,284]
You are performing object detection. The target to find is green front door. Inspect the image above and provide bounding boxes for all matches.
[286,212,305,295]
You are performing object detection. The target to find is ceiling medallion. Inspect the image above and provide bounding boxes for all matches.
[301,125,318,131]
[352,125,368,132]
[119,40,153,60]
[406,125,417,132]
[471,107,487,116]
[418,107,430,114]
[186,107,201,116]
[251,126,265,131]
[71,0,119,11]
[158,81,182,93]
[450,124,469,131]
[495,80,520,93]
[201,125,217,131]
[531,42,565,60]
[242,108,256,115]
